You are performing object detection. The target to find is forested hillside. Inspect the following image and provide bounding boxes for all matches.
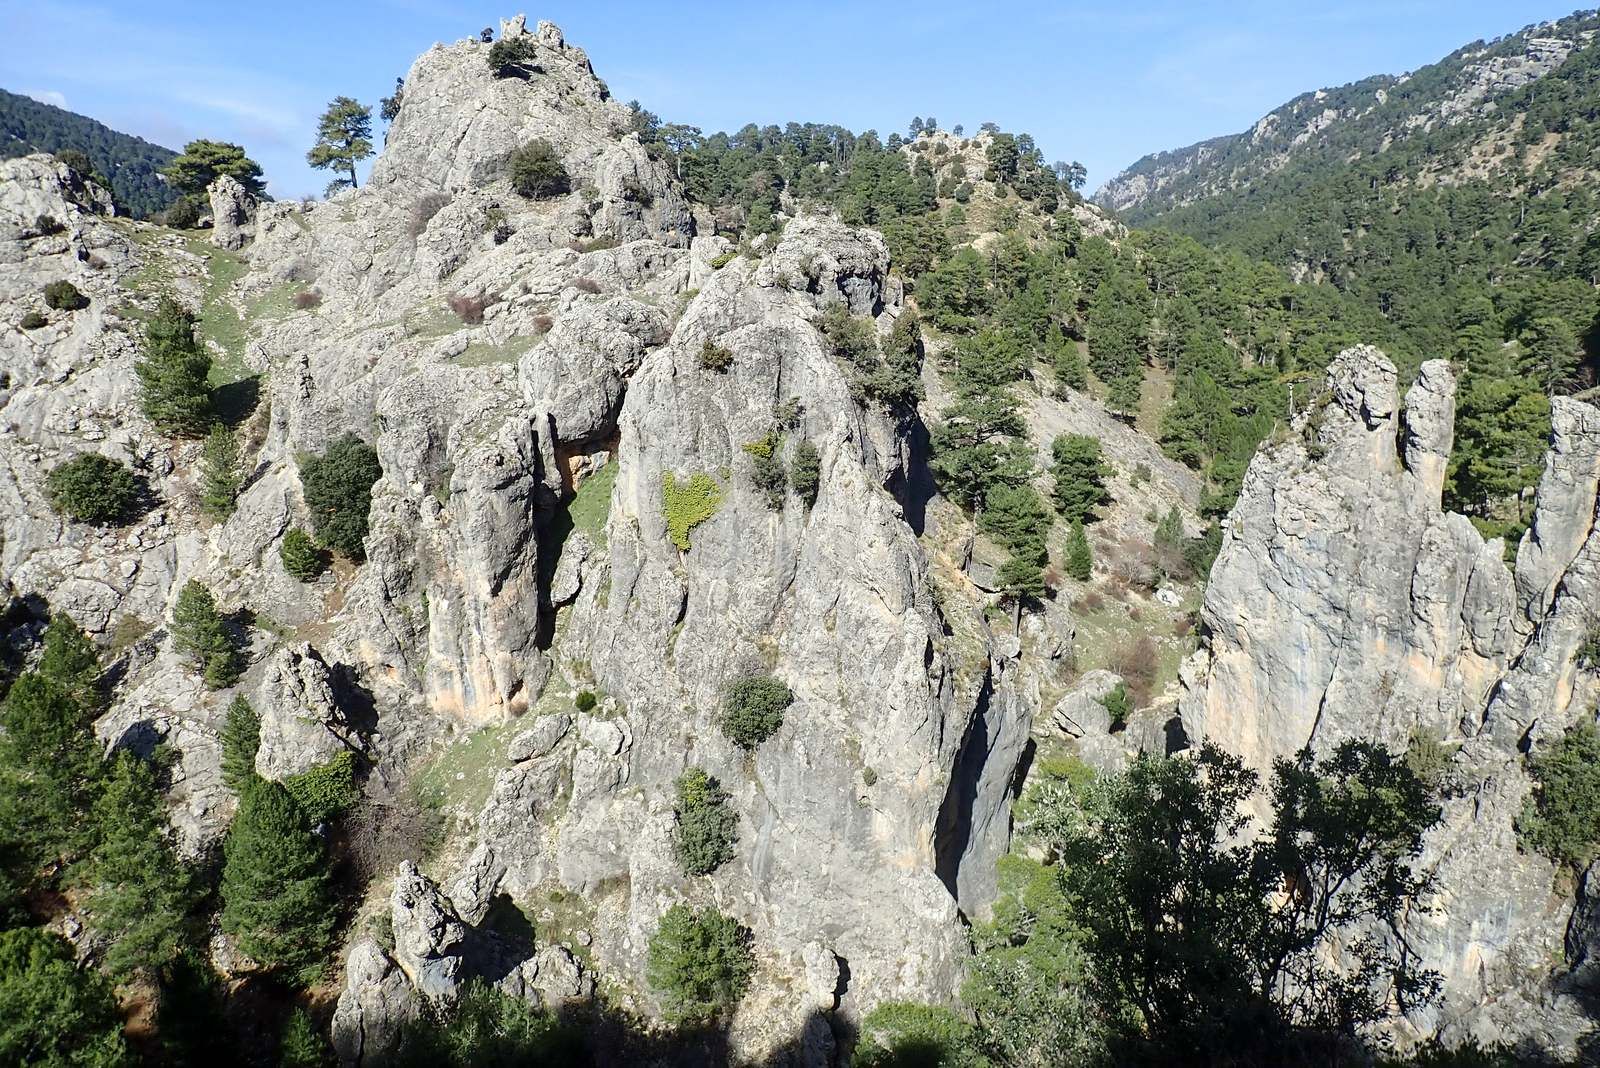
[0,88,178,218]
[1097,10,1600,540]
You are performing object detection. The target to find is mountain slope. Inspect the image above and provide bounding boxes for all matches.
[1096,11,1600,221]
[0,87,177,218]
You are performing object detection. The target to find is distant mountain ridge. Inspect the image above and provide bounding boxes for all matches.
[0,87,178,218]
[1096,10,1600,221]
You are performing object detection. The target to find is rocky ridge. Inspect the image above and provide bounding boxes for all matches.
[1181,346,1600,1055]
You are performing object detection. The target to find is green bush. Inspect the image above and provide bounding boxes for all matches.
[1065,519,1092,581]
[487,35,539,78]
[220,695,261,795]
[20,311,47,330]
[857,1002,990,1068]
[391,979,583,1067]
[698,339,734,372]
[672,768,738,876]
[1575,624,1600,671]
[509,139,569,198]
[574,690,598,713]
[45,453,140,525]
[709,250,737,269]
[1101,682,1131,731]
[661,471,723,551]
[299,435,382,560]
[645,904,754,1023]
[169,580,241,688]
[284,749,359,826]
[789,441,821,507]
[42,280,88,311]
[278,1008,332,1068]
[280,527,328,581]
[1518,723,1600,871]
[162,197,202,229]
[721,674,792,749]
[742,432,787,510]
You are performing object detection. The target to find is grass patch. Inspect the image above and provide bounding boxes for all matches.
[406,304,462,340]
[1070,586,1194,701]
[410,718,525,817]
[246,282,305,322]
[456,334,540,368]
[569,461,618,542]
[661,471,723,550]
[531,886,599,970]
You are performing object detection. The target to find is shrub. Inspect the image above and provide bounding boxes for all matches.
[709,250,737,269]
[1065,518,1093,581]
[857,1002,987,1068]
[85,254,108,270]
[531,313,554,334]
[299,435,382,560]
[742,432,787,511]
[162,197,202,229]
[199,424,241,520]
[721,674,792,749]
[284,750,359,826]
[20,311,48,330]
[170,580,241,688]
[1576,624,1600,672]
[136,297,214,437]
[1101,682,1132,731]
[509,139,569,198]
[34,214,65,236]
[789,441,821,508]
[407,192,450,237]
[661,472,723,551]
[1110,636,1159,707]
[698,339,733,372]
[1518,723,1600,871]
[447,293,486,324]
[280,527,329,581]
[0,928,127,1066]
[45,454,140,524]
[487,35,538,78]
[672,768,738,876]
[42,280,88,311]
[620,175,654,206]
[645,904,754,1023]
[291,288,323,310]
[392,979,582,1065]
[571,276,601,295]
[574,690,597,713]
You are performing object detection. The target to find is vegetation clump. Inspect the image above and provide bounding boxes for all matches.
[284,750,359,826]
[42,280,87,311]
[789,440,821,508]
[509,139,569,198]
[20,311,48,330]
[45,453,140,525]
[199,424,241,519]
[280,527,329,581]
[645,904,754,1023]
[741,432,787,510]
[721,674,792,749]
[672,768,738,876]
[299,434,382,560]
[169,580,241,689]
[698,339,734,372]
[661,471,723,551]
[1518,723,1600,871]
[487,35,539,78]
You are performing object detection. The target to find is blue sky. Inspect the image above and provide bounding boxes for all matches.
[2,1,1581,201]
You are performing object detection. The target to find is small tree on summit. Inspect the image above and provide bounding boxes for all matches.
[307,97,374,194]
[162,139,266,201]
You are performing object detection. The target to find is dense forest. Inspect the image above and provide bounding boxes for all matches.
[1,87,178,218]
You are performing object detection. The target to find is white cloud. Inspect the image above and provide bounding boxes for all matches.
[24,88,68,109]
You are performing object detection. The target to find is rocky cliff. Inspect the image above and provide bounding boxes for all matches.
[0,15,1032,1063]
[1181,346,1600,1055]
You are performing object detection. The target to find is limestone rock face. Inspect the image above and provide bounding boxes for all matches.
[206,175,258,250]
[331,937,420,1066]
[1181,347,1600,1055]
[254,643,362,780]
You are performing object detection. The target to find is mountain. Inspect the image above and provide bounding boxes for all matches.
[7,11,1600,1068]
[1096,11,1600,222]
[0,87,178,218]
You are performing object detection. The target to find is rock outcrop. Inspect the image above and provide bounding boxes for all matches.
[1181,347,1600,1055]
[207,175,258,250]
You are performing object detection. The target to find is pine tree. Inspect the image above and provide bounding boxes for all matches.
[220,695,261,794]
[279,1008,331,1068]
[77,751,196,980]
[136,297,214,437]
[170,580,241,688]
[162,139,266,201]
[0,927,126,1066]
[1051,434,1112,523]
[199,424,241,520]
[220,779,335,983]
[0,673,105,876]
[1066,519,1093,581]
[37,612,103,713]
[306,97,373,194]
[279,527,328,581]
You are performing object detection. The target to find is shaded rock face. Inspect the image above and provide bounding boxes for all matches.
[1181,347,1600,1055]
